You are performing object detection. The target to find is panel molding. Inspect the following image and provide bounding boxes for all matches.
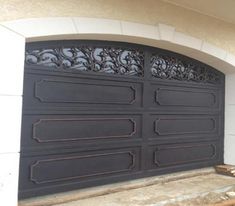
[32,118,137,143]
[35,79,137,105]
[154,143,217,167]
[154,117,216,136]
[30,151,136,184]
[155,88,217,107]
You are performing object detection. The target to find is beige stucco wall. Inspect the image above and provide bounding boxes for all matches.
[0,2,235,205]
[1,0,235,55]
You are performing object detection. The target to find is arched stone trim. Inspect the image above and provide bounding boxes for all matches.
[1,17,235,74]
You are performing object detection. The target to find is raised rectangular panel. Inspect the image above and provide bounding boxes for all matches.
[155,118,215,135]
[149,84,219,110]
[35,80,135,104]
[149,142,219,169]
[23,73,142,110]
[148,115,219,141]
[21,114,141,151]
[0,153,19,206]
[34,118,136,142]
[31,151,135,184]
[156,88,215,107]
[19,147,140,190]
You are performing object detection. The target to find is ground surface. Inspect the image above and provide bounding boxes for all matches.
[19,168,235,206]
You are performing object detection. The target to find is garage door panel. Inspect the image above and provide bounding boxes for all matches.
[147,114,220,141]
[149,84,220,110]
[21,114,142,150]
[19,40,224,198]
[19,147,141,190]
[148,142,219,169]
[23,73,143,110]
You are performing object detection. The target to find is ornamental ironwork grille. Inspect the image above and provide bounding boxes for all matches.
[25,42,222,84]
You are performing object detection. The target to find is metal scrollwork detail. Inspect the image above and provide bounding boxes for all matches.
[25,47,144,77]
[150,54,221,84]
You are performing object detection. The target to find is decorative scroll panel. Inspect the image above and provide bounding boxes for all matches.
[25,47,144,77]
[150,54,221,84]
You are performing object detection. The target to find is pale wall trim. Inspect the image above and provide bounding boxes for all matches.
[2,17,235,74]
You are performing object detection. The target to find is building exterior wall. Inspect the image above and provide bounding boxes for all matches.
[0,25,25,206]
[0,1,235,205]
[1,0,235,55]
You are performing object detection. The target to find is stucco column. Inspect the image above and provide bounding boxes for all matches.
[0,25,25,206]
[224,74,235,164]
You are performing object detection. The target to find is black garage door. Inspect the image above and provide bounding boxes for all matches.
[19,40,224,198]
